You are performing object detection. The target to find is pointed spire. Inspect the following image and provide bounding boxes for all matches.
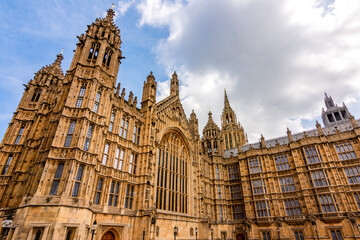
[106,4,116,22]
[203,110,220,135]
[224,89,230,109]
[260,134,266,149]
[287,128,293,142]
[116,83,121,96]
[170,71,179,96]
[54,52,64,68]
[316,121,324,136]
[36,52,64,79]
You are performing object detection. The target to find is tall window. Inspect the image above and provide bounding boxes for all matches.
[275,154,290,171]
[354,193,360,210]
[229,134,233,148]
[262,232,271,240]
[83,125,93,151]
[31,89,42,102]
[64,121,76,147]
[318,194,337,213]
[249,158,262,174]
[335,142,356,160]
[50,163,64,195]
[108,181,120,206]
[102,48,113,67]
[124,120,129,138]
[15,127,24,144]
[219,205,223,221]
[252,179,266,194]
[225,134,229,149]
[133,125,141,144]
[93,91,101,113]
[230,184,242,199]
[72,165,83,197]
[232,204,245,220]
[114,148,119,169]
[284,199,301,216]
[120,118,125,137]
[294,231,305,240]
[156,132,188,213]
[94,178,103,204]
[102,143,109,165]
[116,149,124,170]
[255,201,271,217]
[216,166,220,179]
[109,112,115,132]
[344,166,360,184]
[228,165,239,180]
[218,186,222,199]
[124,184,134,208]
[88,42,100,60]
[1,155,13,175]
[311,170,328,187]
[304,146,322,164]
[279,176,296,192]
[129,153,137,174]
[75,86,86,108]
[331,230,344,240]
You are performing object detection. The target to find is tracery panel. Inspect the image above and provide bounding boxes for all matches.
[156,131,188,213]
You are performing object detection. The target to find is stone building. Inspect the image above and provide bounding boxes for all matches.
[1,7,360,240]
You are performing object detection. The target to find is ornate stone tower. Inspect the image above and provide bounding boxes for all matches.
[202,111,222,157]
[321,93,351,127]
[0,52,65,215]
[220,90,247,150]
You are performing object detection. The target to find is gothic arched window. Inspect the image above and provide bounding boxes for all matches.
[103,48,113,67]
[156,132,188,213]
[88,43,100,60]
[31,89,42,102]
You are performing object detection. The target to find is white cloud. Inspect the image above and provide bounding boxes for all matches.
[117,0,136,17]
[132,0,360,142]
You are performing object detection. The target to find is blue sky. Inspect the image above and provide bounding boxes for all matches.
[1,0,360,142]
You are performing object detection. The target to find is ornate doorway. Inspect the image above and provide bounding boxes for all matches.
[101,231,115,240]
[236,233,246,240]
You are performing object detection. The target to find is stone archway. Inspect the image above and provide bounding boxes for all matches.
[236,233,246,240]
[101,231,115,240]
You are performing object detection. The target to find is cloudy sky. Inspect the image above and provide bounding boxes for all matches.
[0,0,360,143]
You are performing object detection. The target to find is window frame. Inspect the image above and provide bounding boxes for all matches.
[1,155,13,175]
[64,121,76,147]
[50,163,64,195]
[335,141,356,160]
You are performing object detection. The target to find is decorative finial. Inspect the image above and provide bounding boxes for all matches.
[60,48,64,55]
[106,4,116,22]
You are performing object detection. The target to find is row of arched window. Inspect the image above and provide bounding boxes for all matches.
[88,42,113,67]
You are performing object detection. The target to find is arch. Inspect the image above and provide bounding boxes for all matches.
[156,129,190,213]
[236,233,246,240]
[156,126,192,158]
[101,231,115,240]
[101,228,120,240]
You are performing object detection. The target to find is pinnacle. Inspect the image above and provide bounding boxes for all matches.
[224,89,230,109]
[106,4,116,22]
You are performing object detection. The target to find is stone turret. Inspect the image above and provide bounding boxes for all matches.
[202,111,222,156]
[321,93,351,127]
[220,90,247,150]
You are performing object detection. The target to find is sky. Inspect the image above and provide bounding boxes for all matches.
[0,0,360,143]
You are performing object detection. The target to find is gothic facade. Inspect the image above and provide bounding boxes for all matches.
[1,8,360,240]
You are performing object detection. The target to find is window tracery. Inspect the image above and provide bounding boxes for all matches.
[156,131,188,213]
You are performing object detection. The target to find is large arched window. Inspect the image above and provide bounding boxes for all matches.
[156,131,188,213]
